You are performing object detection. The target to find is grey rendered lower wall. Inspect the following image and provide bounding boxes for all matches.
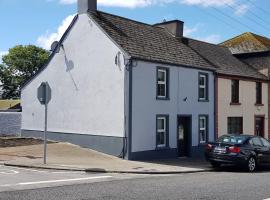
[129,146,205,160]
[129,148,178,160]
[21,130,125,157]
[0,112,21,136]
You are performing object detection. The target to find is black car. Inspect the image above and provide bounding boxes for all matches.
[205,134,270,172]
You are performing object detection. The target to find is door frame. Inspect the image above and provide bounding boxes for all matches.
[254,115,265,137]
[177,115,192,157]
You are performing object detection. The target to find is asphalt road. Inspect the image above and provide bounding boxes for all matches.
[1,165,270,200]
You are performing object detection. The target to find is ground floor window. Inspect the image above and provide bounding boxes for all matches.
[228,117,243,134]
[156,115,168,148]
[199,115,208,144]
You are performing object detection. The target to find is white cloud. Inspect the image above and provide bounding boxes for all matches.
[36,14,75,50]
[184,24,202,36]
[195,34,221,44]
[56,0,249,15]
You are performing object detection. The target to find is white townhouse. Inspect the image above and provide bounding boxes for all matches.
[21,0,216,160]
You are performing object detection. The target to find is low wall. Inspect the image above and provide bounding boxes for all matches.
[0,112,21,136]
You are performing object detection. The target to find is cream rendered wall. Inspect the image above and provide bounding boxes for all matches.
[218,78,268,139]
[21,14,126,137]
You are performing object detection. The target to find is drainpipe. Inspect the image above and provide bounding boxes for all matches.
[124,57,133,159]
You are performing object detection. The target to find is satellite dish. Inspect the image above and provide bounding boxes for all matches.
[50,41,60,53]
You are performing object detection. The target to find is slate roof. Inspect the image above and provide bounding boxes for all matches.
[237,52,270,73]
[89,11,215,70]
[187,38,268,80]
[220,32,270,54]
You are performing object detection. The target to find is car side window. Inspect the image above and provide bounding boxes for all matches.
[260,138,270,147]
[251,137,263,146]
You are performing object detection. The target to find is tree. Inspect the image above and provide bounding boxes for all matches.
[0,45,50,99]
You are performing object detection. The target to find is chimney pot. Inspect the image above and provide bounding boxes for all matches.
[78,0,97,14]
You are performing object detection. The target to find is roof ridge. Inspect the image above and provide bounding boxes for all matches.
[92,10,154,27]
[186,37,227,48]
[220,32,251,46]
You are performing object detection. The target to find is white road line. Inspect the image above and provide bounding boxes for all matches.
[0,170,19,175]
[263,198,270,200]
[0,176,112,187]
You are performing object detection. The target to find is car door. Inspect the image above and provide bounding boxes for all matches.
[259,137,270,163]
[250,137,268,163]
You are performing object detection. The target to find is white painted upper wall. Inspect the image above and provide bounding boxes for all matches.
[131,61,215,152]
[21,14,126,137]
[218,78,268,138]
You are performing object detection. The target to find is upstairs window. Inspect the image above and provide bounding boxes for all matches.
[157,68,169,99]
[231,80,239,104]
[256,82,262,105]
[199,73,208,101]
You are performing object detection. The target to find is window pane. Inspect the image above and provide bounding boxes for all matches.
[157,132,165,146]
[158,84,166,97]
[199,88,205,99]
[200,117,205,129]
[231,80,239,103]
[228,117,243,134]
[200,130,206,143]
[256,82,262,104]
[157,118,165,130]
[158,70,166,82]
[199,76,205,86]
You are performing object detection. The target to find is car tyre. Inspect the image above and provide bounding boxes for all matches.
[246,157,256,172]
[210,161,221,168]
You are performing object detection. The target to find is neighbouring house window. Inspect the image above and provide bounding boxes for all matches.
[231,80,239,104]
[156,116,168,148]
[256,82,262,104]
[198,73,208,101]
[228,117,243,134]
[199,115,208,144]
[157,68,169,99]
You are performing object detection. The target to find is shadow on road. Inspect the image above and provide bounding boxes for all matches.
[212,164,270,173]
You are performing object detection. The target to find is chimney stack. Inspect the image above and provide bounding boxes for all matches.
[78,0,97,14]
[155,20,184,38]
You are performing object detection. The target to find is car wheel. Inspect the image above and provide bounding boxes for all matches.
[246,157,256,172]
[210,161,221,168]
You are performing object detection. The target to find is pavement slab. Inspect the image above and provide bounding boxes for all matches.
[0,142,211,174]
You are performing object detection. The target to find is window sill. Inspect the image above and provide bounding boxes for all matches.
[230,102,241,106]
[255,103,264,106]
[198,99,209,102]
[156,97,170,101]
[155,146,170,151]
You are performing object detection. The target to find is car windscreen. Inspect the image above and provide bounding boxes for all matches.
[217,135,248,144]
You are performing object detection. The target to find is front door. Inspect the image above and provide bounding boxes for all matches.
[177,116,191,157]
[255,116,265,137]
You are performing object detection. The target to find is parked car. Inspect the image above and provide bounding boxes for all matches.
[205,134,270,172]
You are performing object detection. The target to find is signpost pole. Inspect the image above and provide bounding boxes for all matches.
[38,82,51,165]
[44,101,48,164]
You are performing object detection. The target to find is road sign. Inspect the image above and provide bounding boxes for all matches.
[37,82,51,164]
[37,82,51,105]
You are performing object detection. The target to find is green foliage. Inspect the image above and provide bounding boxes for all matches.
[0,45,50,99]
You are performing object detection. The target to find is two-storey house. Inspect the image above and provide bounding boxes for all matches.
[21,0,216,160]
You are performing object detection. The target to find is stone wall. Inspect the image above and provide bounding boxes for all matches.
[0,112,21,136]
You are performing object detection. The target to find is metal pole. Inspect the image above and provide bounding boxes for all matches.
[44,101,48,164]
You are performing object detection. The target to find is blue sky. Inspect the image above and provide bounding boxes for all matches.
[1,0,270,60]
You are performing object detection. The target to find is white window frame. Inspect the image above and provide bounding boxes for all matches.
[157,117,167,148]
[199,116,207,144]
[199,74,207,101]
[157,69,167,98]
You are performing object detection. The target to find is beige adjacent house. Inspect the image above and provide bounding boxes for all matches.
[186,38,269,139]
